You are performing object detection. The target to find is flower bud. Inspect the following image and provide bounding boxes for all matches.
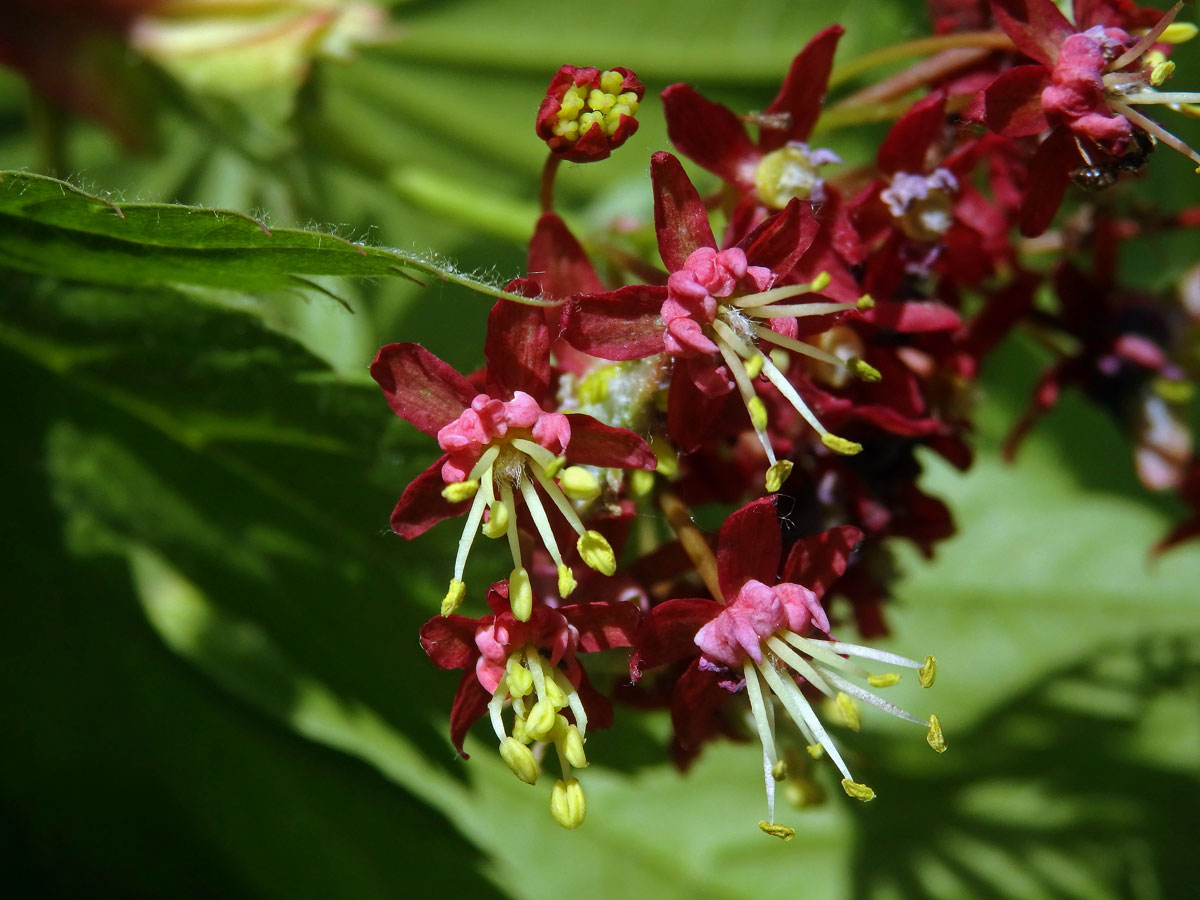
[499,736,540,785]
[536,66,644,162]
[550,777,587,829]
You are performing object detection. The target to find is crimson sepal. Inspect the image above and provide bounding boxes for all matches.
[670,659,735,754]
[631,597,721,676]
[448,671,491,758]
[715,496,782,602]
[484,297,550,403]
[370,343,476,437]
[989,0,1075,68]
[652,151,716,271]
[877,92,948,176]
[562,284,667,360]
[968,65,1051,137]
[782,525,864,599]
[761,25,844,152]
[390,455,467,539]
[563,415,657,470]
[661,83,756,185]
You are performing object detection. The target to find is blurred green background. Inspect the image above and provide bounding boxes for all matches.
[2,1,1199,897]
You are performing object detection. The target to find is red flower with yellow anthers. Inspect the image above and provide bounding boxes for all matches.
[632,496,943,838]
[371,298,656,618]
[536,65,643,163]
[420,580,639,829]
[565,152,880,491]
[971,0,1200,234]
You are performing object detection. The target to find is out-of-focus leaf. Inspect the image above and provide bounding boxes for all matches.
[0,171,537,304]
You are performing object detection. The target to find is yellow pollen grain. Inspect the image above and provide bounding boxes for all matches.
[919,655,937,688]
[440,579,467,617]
[510,566,534,621]
[557,563,578,599]
[868,672,901,688]
[441,479,479,503]
[482,501,509,538]
[743,352,765,380]
[550,777,587,829]
[748,395,769,431]
[811,271,832,291]
[836,692,861,731]
[806,743,824,759]
[1151,60,1176,86]
[499,736,540,785]
[856,295,875,311]
[850,358,882,382]
[578,530,616,575]
[841,779,876,802]
[771,759,788,781]
[927,713,947,753]
[758,821,796,840]
[1160,22,1198,44]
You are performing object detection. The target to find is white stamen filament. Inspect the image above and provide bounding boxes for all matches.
[757,657,854,781]
[499,482,524,571]
[1108,1,1181,73]
[753,324,856,370]
[551,666,588,737]
[518,477,567,568]
[743,662,779,824]
[820,669,928,726]
[749,301,855,318]
[765,636,836,697]
[511,437,559,470]
[757,349,830,436]
[529,461,588,535]
[488,675,510,742]
[453,458,497,581]
[712,321,779,465]
[1119,91,1200,104]
[781,632,873,680]
[819,638,925,669]
[735,281,823,310]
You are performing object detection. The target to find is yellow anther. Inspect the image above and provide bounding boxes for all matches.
[821,433,863,456]
[856,295,875,311]
[629,469,655,496]
[511,715,530,744]
[441,479,479,503]
[771,759,788,781]
[506,655,534,697]
[559,466,601,502]
[499,736,540,785]
[481,501,509,538]
[811,271,832,292]
[841,779,876,802]
[588,88,616,113]
[1161,22,1198,44]
[868,673,902,688]
[441,579,466,617]
[919,655,937,688]
[524,699,558,742]
[561,723,588,769]
[765,460,794,493]
[557,563,578,599]
[927,713,947,753]
[806,743,824,759]
[743,352,765,380]
[579,110,605,135]
[758,821,796,841]
[559,86,586,116]
[599,70,624,94]
[543,676,568,709]
[769,348,790,372]
[577,367,613,405]
[510,566,534,621]
[850,358,882,382]
[748,395,770,432]
[577,530,616,575]
[542,455,567,479]
[550,778,587,829]
[1153,377,1194,403]
[1151,60,1176,86]
[835,692,861,732]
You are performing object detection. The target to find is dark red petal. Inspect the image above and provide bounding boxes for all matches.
[877,92,947,176]
[762,24,844,150]
[633,597,720,671]
[666,370,738,452]
[528,212,604,297]
[782,524,863,599]
[1019,126,1076,237]
[390,455,467,539]
[671,658,734,752]
[972,66,1051,137]
[716,496,781,600]
[564,415,657,470]
[652,151,717,272]
[420,614,483,670]
[484,298,550,403]
[863,301,962,333]
[990,0,1074,69]
[737,198,820,276]
[562,285,667,360]
[370,343,476,437]
[662,83,758,185]
[448,670,492,758]
[561,600,641,652]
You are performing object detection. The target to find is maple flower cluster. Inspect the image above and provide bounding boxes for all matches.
[373,0,1200,835]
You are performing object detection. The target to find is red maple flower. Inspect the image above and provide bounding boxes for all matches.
[371,298,656,617]
[420,579,638,828]
[630,496,940,836]
[536,65,644,163]
[970,0,1200,234]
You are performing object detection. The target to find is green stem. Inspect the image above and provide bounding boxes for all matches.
[829,31,1014,88]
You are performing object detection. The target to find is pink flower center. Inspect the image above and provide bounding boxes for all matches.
[474,606,579,693]
[693,578,829,668]
[436,390,572,483]
[661,247,774,357]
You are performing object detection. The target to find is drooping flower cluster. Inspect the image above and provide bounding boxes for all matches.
[373,0,1200,836]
